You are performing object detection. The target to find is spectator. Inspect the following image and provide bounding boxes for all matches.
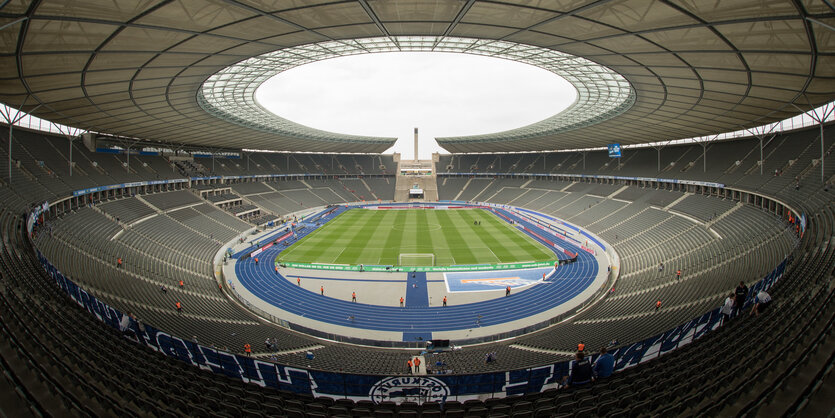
[175,301,182,314]
[676,269,681,280]
[658,262,664,272]
[485,352,496,363]
[564,351,593,387]
[117,257,122,268]
[577,341,585,352]
[720,292,735,324]
[160,285,167,293]
[244,343,251,356]
[655,299,662,312]
[179,280,184,289]
[119,312,131,334]
[593,347,615,380]
[750,290,772,316]
[265,338,272,350]
[734,281,748,317]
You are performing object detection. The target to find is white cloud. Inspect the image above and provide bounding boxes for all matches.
[256,52,576,159]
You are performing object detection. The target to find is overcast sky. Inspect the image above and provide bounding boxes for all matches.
[256,52,577,160]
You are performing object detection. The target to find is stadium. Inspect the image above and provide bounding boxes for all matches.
[0,1,833,417]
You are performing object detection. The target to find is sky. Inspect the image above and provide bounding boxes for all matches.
[255,52,577,160]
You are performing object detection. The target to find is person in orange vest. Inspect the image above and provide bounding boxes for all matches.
[443,296,447,307]
[175,301,182,314]
[400,296,404,307]
[274,265,279,274]
[320,285,324,295]
[413,357,421,370]
[254,257,259,265]
[655,299,662,312]
[179,280,184,288]
[676,269,681,280]
[117,257,122,268]
[352,292,357,303]
[506,286,511,297]
[578,341,585,352]
[297,277,301,286]
[406,358,413,374]
[244,343,251,356]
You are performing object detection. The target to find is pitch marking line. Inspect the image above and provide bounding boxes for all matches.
[461,277,522,283]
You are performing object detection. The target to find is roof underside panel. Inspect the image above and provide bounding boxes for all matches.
[0,0,833,153]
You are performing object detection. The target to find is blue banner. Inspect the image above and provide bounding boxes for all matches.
[608,143,622,158]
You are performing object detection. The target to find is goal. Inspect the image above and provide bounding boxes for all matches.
[399,253,435,266]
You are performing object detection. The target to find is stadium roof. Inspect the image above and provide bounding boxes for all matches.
[1,1,835,153]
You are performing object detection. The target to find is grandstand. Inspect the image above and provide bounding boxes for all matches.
[1,1,834,417]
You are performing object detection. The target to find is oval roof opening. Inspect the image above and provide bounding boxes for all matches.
[255,52,577,158]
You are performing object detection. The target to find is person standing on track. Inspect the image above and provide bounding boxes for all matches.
[506,286,511,297]
[400,296,404,307]
[352,292,357,303]
[443,296,447,306]
[297,277,301,286]
[320,285,324,295]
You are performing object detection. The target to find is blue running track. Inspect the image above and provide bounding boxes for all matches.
[234,205,600,340]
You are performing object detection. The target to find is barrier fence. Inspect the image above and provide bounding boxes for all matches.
[279,260,558,273]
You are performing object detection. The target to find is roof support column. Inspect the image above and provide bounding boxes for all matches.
[54,115,83,178]
[807,103,834,184]
[1,98,36,183]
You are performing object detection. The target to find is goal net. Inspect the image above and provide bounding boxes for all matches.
[399,253,435,266]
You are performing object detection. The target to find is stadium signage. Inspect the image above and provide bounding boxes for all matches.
[440,173,724,189]
[72,179,188,196]
[608,143,622,158]
[369,376,450,404]
[282,260,557,273]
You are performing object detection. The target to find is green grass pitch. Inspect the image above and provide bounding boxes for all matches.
[277,208,556,266]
